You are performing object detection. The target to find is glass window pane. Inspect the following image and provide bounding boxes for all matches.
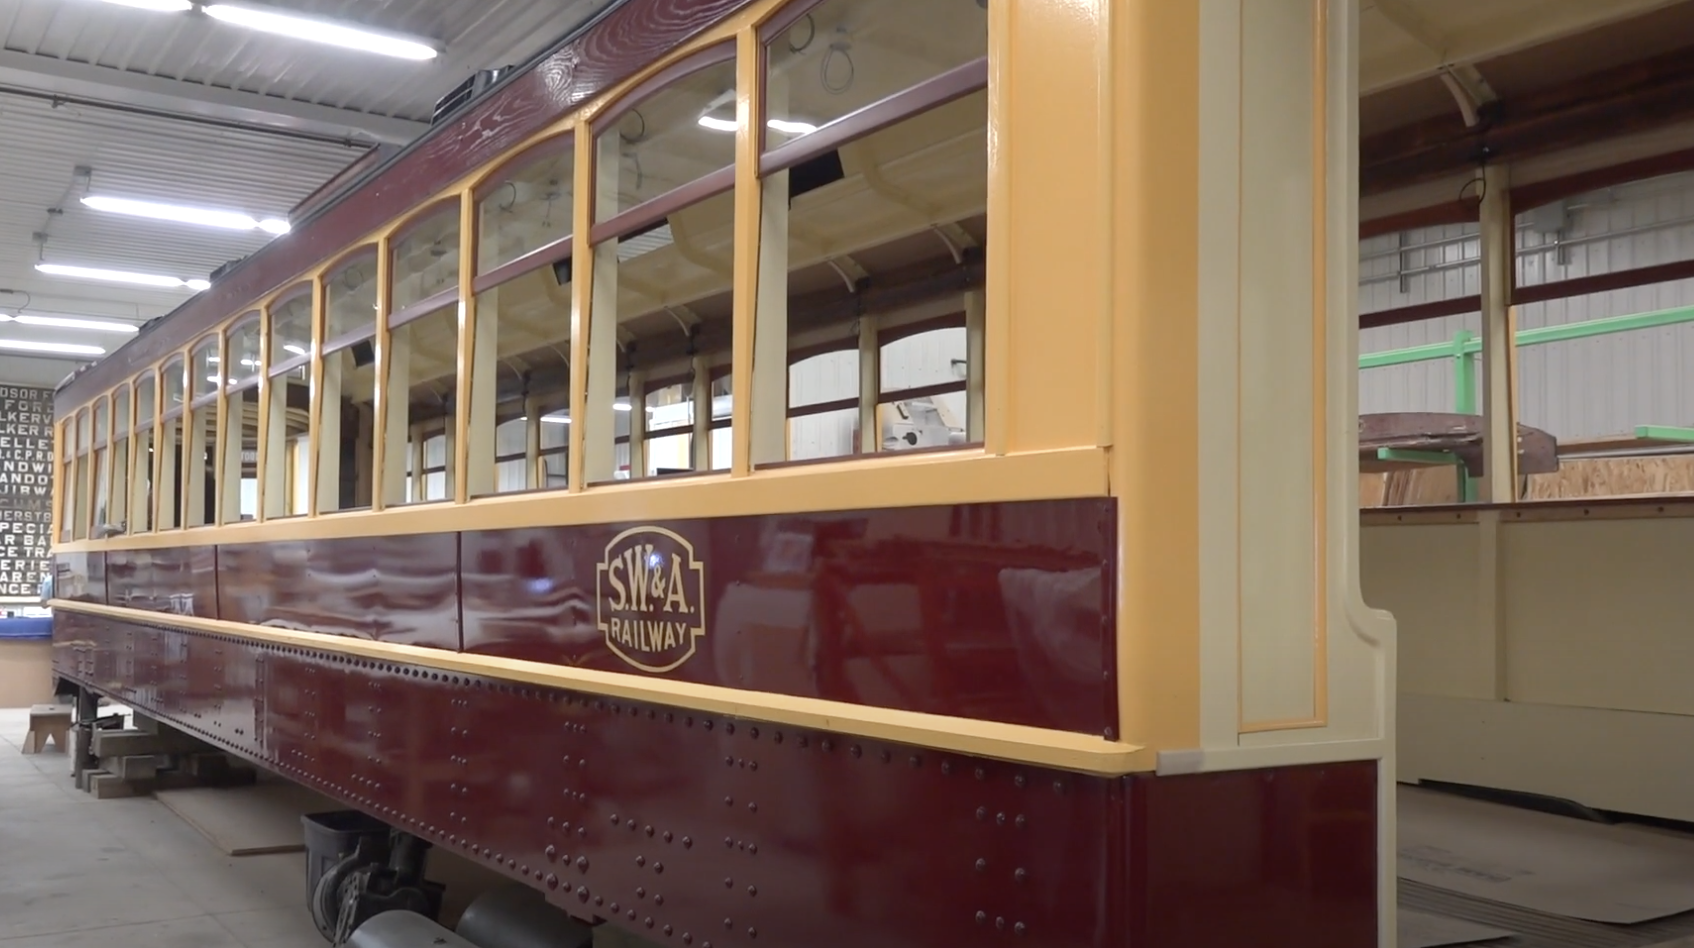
[393,206,461,312]
[270,291,314,367]
[58,453,74,542]
[192,338,219,399]
[93,398,109,445]
[223,386,259,523]
[770,89,985,459]
[76,409,90,454]
[136,375,155,427]
[471,267,571,497]
[387,305,458,505]
[92,448,110,532]
[764,0,988,149]
[587,187,735,481]
[158,414,182,529]
[326,250,378,341]
[131,426,152,533]
[227,316,262,384]
[113,387,130,439]
[595,57,737,223]
[317,340,376,513]
[163,359,185,413]
[266,371,310,518]
[184,402,216,527]
[479,137,575,273]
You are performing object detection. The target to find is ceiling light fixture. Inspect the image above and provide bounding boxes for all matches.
[36,264,210,292]
[81,195,290,235]
[0,339,106,356]
[202,3,440,61]
[696,116,819,135]
[0,313,139,334]
[97,0,192,11]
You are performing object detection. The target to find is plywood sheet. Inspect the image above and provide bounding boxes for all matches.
[1399,785,1694,923]
[1399,909,1513,948]
[156,781,338,856]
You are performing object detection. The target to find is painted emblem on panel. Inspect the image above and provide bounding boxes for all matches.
[596,526,706,673]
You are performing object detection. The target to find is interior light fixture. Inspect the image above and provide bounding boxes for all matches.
[283,344,307,356]
[613,400,633,412]
[0,313,138,334]
[0,339,106,356]
[203,3,440,61]
[36,264,210,291]
[98,0,192,11]
[81,195,290,235]
[696,116,819,135]
[541,414,571,425]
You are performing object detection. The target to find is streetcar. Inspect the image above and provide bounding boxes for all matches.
[47,0,1386,946]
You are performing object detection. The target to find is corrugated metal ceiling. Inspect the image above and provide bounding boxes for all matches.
[0,0,612,382]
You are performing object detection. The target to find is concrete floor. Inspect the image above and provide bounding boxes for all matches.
[0,707,324,948]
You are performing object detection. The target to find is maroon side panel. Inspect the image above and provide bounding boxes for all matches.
[219,534,461,650]
[103,546,215,616]
[1127,764,1379,948]
[460,499,1116,735]
[53,550,104,603]
[55,0,759,417]
[53,615,1378,948]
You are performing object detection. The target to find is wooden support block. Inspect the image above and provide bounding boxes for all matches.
[91,728,205,758]
[98,755,163,782]
[89,771,147,799]
[22,703,72,755]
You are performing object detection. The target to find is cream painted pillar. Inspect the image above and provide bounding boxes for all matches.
[1477,162,1517,502]
[524,392,541,490]
[185,408,207,527]
[690,354,711,471]
[316,355,342,513]
[467,291,499,497]
[857,316,879,453]
[264,380,291,518]
[751,170,791,466]
[965,290,985,442]
[586,135,622,484]
[628,370,647,480]
[382,331,411,506]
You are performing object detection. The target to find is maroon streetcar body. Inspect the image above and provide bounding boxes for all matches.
[52,499,1377,948]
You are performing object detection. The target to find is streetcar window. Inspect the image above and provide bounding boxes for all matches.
[158,411,182,531]
[587,49,738,483]
[470,263,571,497]
[763,88,986,463]
[226,316,262,388]
[479,134,575,275]
[162,357,186,413]
[387,303,458,506]
[393,203,460,313]
[763,0,988,151]
[56,420,73,543]
[318,342,376,514]
[593,54,736,226]
[326,249,379,344]
[110,385,130,533]
[266,289,312,519]
[91,397,110,533]
[186,337,219,527]
[788,349,860,461]
[133,373,155,533]
[223,383,260,523]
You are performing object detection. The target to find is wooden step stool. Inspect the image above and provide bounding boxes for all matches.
[23,703,72,754]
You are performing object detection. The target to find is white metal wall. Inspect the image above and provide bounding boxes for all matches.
[1358,170,1694,439]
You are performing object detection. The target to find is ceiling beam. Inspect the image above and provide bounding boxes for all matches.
[1361,45,1694,195]
[1361,0,1686,94]
[0,49,427,146]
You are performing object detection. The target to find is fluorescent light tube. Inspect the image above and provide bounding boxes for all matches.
[0,339,105,356]
[696,116,820,135]
[81,195,289,235]
[767,118,818,135]
[99,0,192,11]
[203,4,440,60]
[0,313,137,334]
[283,344,307,356]
[36,263,210,291]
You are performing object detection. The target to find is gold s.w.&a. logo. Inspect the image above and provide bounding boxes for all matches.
[596,526,706,673]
